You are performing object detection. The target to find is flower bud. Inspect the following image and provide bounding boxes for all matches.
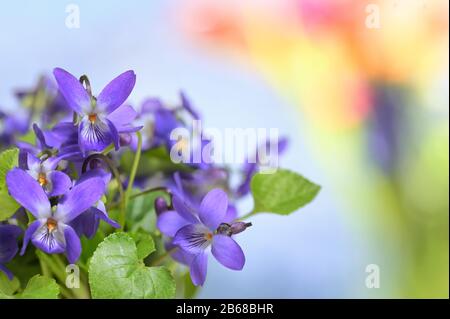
[119,133,132,147]
[230,222,252,235]
[216,222,252,236]
[155,197,169,216]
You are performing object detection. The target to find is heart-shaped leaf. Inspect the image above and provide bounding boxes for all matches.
[251,169,320,215]
[89,232,175,299]
[19,275,60,299]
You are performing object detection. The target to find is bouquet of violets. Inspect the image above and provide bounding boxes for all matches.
[0,68,320,299]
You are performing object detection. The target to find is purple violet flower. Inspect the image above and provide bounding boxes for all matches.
[175,168,230,203]
[130,98,164,151]
[16,124,50,157]
[158,172,237,235]
[0,224,22,280]
[25,154,71,197]
[179,91,200,120]
[17,123,83,170]
[44,122,85,162]
[159,188,249,286]
[154,107,185,150]
[53,68,140,153]
[6,168,105,263]
[69,169,119,238]
[70,200,120,239]
[0,108,30,147]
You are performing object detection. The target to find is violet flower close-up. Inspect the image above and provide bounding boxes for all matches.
[6,168,105,263]
[53,68,140,153]
[25,153,71,197]
[159,188,249,286]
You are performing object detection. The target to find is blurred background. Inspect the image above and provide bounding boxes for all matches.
[0,0,448,298]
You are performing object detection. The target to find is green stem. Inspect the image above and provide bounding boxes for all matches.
[51,255,90,299]
[36,252,67,285]
[150,247,177,267]
[107,186,170,211]
[39,256,50,277]
[130,187,170,200]
[36,251,75,298]
[36,252,90,299]
[52,254,66,270]
[59,284,76,299]
[120,131,142,230]
[101,143,115,155]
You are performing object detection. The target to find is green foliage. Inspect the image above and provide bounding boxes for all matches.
[89,232,175,299]
[19,275,60,299]
[130,231,156,260]
[120,147,193,178]
[126,189,160,233]
[251,169,321,215]
[0,274,59,299]
[0,148,20,220]
[182,271,199,299]
[80,231,105,266]
[6,249,41,288]
[0,272,20,298]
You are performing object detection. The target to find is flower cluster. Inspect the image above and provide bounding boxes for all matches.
[0,68,317,298]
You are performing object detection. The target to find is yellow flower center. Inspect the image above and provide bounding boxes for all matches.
[205,232,213,241]
[88,113,98,124]
[38,173,48,186]
[46,218,58,232]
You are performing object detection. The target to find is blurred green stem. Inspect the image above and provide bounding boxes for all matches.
[36,252,89,299]
[130,187,171,200]
[120,131,142,230]
[36,252,65,283]
[101,143,115,155]
[38,256,50,278]
[107,186,170,211]
[151,247,177,266]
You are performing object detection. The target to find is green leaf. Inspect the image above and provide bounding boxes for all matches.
[126,188,171,233]
[6,250,42,288]
[0,148,19,188]
[0,148,20,220]
[80,231,104,265]
[89,233,175,299]
[0,272,20,298]
[18,275,60,299]
[250,169,321,215]
[130,231,155,260]
[0,290,13,299]
[1,275,60,299]
[0,192,20,221]
[126,188,158,233]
